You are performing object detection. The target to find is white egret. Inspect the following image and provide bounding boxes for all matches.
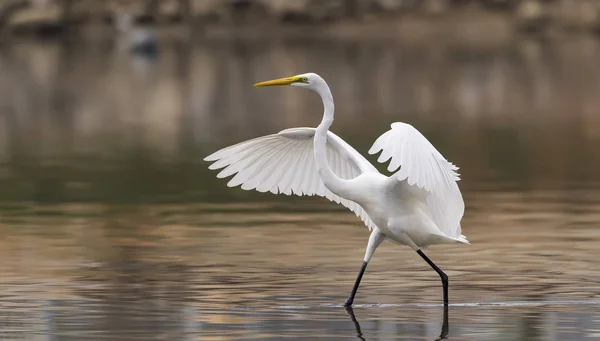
[204,73,468,306]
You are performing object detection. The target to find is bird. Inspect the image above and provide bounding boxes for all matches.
[114,12,158,56]
[204,73,468,306]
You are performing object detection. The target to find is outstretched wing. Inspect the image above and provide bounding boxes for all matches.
[204,128,379,231]
[368,122,466,240]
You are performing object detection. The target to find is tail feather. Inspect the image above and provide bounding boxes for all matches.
[456,234,470,244]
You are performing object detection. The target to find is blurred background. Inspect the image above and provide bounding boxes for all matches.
[0,1,599,340]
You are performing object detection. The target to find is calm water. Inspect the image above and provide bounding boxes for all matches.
[0,35,599,340]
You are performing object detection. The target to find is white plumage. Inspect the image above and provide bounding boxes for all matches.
[205,72,468,306]
[205,124,466,244]
[205,128,378,231]
[368,122,466,242]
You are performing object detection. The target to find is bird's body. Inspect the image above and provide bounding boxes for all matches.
[205,73,468,306]
[345,171,466,249]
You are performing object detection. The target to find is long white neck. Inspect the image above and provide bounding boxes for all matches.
[313,82,357,201]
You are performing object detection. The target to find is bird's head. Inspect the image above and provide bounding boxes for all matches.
[253,73,324,90]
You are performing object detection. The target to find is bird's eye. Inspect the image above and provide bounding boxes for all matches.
[302,77,308,83]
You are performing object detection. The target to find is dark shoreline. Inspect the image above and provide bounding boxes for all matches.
[1,1,599,42]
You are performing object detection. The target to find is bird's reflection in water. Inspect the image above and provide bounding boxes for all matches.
[345,306,367,341]
[344,305,449,341]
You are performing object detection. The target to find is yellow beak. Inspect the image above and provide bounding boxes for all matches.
[253,76,301,87]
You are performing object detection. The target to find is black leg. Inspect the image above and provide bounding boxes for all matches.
[345,261,368,307]
[436,304,449,340]
[416,250,449,305]
[344,306,366,341]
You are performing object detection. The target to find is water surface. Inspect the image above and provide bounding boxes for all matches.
[0,36,599,340]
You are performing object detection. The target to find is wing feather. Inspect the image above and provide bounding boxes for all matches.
[245,140,288,191]
[277,143,299,195]
[368,122,466,241]
[205,128,378,231]
[260,140,297,192]
[255,140,295,192]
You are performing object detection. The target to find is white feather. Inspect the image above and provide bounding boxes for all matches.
[204,128,378,231]
[368,122,466,240]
